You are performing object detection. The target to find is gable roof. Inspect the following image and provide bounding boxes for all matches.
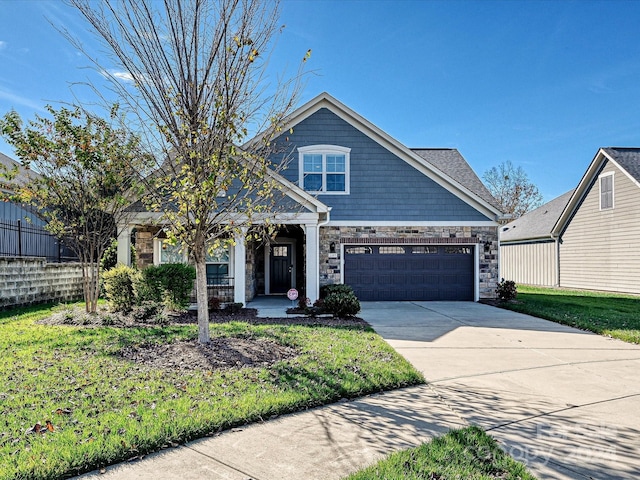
[552,147,640,236]
[500,189,574,242]
[248,92,504,221]
[411,148,501,210]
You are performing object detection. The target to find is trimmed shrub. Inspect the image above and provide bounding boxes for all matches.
[138,263,196,311]
[496,279,517,302]
[323,289,360,317]
[103,264,140,312]
[320,283,356,299]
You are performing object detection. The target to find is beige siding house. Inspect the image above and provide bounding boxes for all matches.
[500,190,573,287]
[500,147,640,295]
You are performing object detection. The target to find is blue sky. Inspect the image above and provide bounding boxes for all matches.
[1,0,640,201]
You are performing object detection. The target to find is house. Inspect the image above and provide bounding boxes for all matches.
[116,93,504,303]
[500,147,640,295]
[499,189,573,287]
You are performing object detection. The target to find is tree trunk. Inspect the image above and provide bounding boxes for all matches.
[195,259,210,343]
[81,260,91,313]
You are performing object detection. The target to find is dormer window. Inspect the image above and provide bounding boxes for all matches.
[599,172,614,210]
[298,145,350,194]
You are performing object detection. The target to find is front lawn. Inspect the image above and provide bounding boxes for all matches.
[0,303,423,480]
[500,286,640,344]
[344,426,536,480]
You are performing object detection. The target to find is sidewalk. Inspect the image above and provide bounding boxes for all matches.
[78,385,463,480]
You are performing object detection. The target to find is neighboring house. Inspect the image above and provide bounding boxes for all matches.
[0,152,72,261]
[117,93,504,303]
[500,189,573,287]
[500,147,640,295]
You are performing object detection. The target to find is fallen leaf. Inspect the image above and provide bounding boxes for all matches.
[45,420,54,432]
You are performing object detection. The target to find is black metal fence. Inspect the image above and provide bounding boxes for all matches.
[0,220,78,263]
[206,275,235,302]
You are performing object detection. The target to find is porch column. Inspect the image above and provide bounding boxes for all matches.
[233,228,247,304]
[305,224,319,302]
[116,226,131,266]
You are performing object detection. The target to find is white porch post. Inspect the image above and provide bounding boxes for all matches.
[233,229,247,304]
[305,224,319,302]
[116,226,131,266]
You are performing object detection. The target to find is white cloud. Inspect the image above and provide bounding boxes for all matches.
[111,70,135,83]
[0,88,46,112]
[0,41,7,50]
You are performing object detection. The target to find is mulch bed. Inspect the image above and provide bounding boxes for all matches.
[37,306,368,371]
[119,337,298,371]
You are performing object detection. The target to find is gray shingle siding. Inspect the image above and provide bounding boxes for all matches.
[274,108,492,222]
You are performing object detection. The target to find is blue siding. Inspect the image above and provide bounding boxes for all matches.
[273,108,490,222]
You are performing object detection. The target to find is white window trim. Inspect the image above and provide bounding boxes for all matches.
[154,239,234,285]
[599,172,615,211]
[154,238,188,265]
[298,145,351,195]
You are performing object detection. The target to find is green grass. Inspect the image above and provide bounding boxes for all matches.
[499,286,640,344]
[344,426,536,480]
[0,303,423,480]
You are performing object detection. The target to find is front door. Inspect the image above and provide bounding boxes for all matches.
[270,244,292,294]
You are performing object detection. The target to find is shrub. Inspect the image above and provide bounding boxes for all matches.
[224,302,243,314]
[298,296,310,310]
[323,290,360,317]
[103,264,140,312]
[496,279,517,302]
[130,300,164,323]
[320,283,356,299]
[138,263,196,311]
[208,297,221,310]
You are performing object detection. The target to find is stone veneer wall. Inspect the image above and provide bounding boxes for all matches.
[319,225,499,299]
[135,226,160,269]
[0,257,84,309]
[245,242,256,302]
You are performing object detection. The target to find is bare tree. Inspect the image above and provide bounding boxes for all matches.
[66,0,308,342]
[483,160,543,218]
[0,105,147,313]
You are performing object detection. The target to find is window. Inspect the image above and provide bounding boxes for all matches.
[412,246,437,254]
[600,173,614,210]
[345,246,372,255]
[445,246,472,254]
[298,145,350,194]
[159,240,185,263]
[206,245,230,285]
[379,246,406,254]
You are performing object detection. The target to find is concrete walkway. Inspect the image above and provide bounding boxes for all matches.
[77,302,640,480]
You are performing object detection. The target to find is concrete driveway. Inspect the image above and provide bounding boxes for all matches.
[77,300,640,480]
[361,301,640,479]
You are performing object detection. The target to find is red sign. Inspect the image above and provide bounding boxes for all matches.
[287,288,298,301]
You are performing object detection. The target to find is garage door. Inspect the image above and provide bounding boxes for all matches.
[344,245,474,301]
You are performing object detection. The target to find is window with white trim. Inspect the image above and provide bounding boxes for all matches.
[159,240,186,263]
[599,173,614,210]
[205,245,231,285]
[298,145,350,194]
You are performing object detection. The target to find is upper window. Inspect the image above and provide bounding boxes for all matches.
[298,145,350,194]
[599,173,614,210]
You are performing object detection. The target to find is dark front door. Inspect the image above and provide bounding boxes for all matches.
[270,244,292,294]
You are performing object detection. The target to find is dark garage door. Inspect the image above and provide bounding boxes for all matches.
[344,245,474,301]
